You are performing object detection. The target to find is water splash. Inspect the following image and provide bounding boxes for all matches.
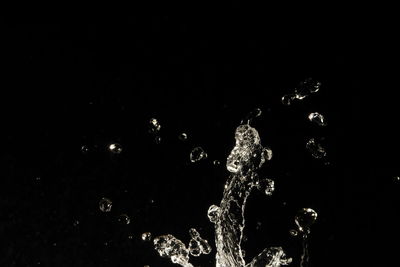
[153,234,193,267]
[215,124,291,267]
[294,208,318,267]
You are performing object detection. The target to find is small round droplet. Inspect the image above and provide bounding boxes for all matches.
[295,208,318,233]
[289,229,298,237]
[213,160,221,166]
[178,133,188,141]
[207,205,220,223]
[128,235,133,240]
[73,220,79,227]
[81,145,89,154]
[117,214,130,225]
[109,143,122,154]
[394,176,400,182]
[142,232,152,242]
[308,112,327,126]
[306,138,327,159]
[190,147,207,163]
[99,197,112,212]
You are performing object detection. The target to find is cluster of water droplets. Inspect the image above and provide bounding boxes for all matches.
[153,234,193,267]
[282,78,321,106]
[188,228,212,257]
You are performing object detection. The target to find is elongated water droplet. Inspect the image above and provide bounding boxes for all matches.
[188,239,202,257]
[207,205,220,223]
[308,112,327,126]
[306,138,327,159]
[190,147,207,163]
[149,118,161,133]
[99,197,112,212]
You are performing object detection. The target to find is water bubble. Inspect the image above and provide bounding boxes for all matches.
[117,214,130,225]
[81,145,89,154]
[308,112,327,126]
[99,197,112,212]
[295,208,318,233]
[149,118,161,133]
[306,138,327,159]
[207,205,220,223]
[190,147,207,163]
[108,143,122,154]
[281,94,297,106]
[142,232,152,242]
[179,133,188,141]
[289,229,298,237]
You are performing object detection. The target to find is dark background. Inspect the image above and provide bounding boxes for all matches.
[0,16,398,267]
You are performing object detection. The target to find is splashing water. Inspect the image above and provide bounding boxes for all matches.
[215,124,291,267]
[294,208,318,267]
[152,124,291,267]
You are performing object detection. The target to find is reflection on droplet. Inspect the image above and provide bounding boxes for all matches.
[207,205,220,223]
[109,143,122,154]
[142,232,152,242]
[117,214,130,225]
[179,133,188,141]
[73,220,79,227]
[308,112,327,126]
[190,147,207,163]
[394,176,400,182]
[306,138,327,159]
[213,160,221,166]
[99,197,112,212]
[295,208,318,234]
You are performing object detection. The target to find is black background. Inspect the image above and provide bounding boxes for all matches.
[0,16,398,267]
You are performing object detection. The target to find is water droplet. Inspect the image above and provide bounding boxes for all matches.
[99,197,112,212]
[128,235,133,239]
[117,214,130,225]
[295,78,321,98]
[295,208,318,233]
[241,249,246,257]
[308,112,327,126]
[35,176,41,181]
[73,220,79,227]
[281,94,297,106]
[198,238,212,254]
[81,145,89,154]
[142,232,152,242]
[109,143,122,154]
[188,239,202,257]
[262,147,273,161]
[178,133,188,141]
[264,179,275,196]
[306,138,327,159]
[149,118,161,133]
[207,205,220,223]
[394,176,400,182]
[189,228,200,239]
[289,229,298,237]
[213,160,221,166]
[190,147,207,162]
[154,136,161,144]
